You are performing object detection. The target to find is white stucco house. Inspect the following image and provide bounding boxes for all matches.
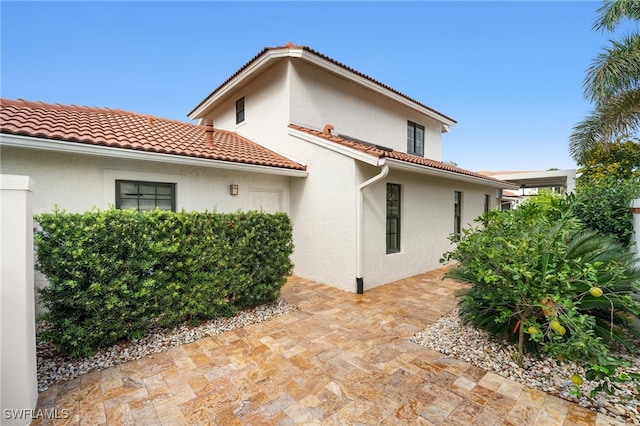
[0,43,516,294]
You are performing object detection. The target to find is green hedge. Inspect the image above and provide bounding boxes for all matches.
[34,208,294,358]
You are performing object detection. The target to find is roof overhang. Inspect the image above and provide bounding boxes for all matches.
[289,128,517,189]
[294,49,456,129]
[188,48,294,120]
[189,46,457,129]
[485,170,577,190]
[381,158,519,189]
[288,127,379,166]
[0,134,309,177]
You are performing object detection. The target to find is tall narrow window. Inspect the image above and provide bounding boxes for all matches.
[386,183,401,254]
[407,121,424,157]
[116,180,176,212]
[235,97,245,124]
[484,194,490,213]
[454,191,462,235]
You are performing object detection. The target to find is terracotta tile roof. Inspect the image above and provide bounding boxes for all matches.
[0,99,305,171]
[189,44,456,124]
[289,124,511,186]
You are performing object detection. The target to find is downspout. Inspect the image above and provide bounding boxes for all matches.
[356,164,389,294]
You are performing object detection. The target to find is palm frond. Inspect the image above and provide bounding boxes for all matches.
[584,33,640,103]
[594,0,640,32]
[570,90,640,162]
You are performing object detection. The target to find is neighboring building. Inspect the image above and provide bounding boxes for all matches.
[480,169,577,209]
[0,43,517,294]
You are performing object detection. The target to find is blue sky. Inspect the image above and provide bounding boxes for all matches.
[1,1,634,172]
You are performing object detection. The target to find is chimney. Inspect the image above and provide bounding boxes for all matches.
[323,124,334,136]
[147,116,154,126]
[205,119,214,147]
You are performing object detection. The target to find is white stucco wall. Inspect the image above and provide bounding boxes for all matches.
[1,175,38,426]
[204,61,361,291]
[289,60,445,161]
[361,167,497,290]
[205,60,292,153]
[196,55,499,293]
[287,147,357,292]
[0,147,291,215]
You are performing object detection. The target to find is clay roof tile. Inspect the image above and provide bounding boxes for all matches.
[0,98,305,171]
[288,124,509,185]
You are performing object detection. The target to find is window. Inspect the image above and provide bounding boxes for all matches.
[484,194,490,213]
[386,183,401,254]
[116,180,176,212]
[235,97,245,124]
[454,191,462,235]
[407,121,424,157]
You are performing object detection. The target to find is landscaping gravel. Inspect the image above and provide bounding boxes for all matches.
[36,299,297,392]
[411,308,640,425]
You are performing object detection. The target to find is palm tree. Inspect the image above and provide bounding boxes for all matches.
[569,0,640,163]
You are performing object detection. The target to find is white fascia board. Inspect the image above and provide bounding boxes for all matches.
[287,128,381,166]
[0,134,309,177]
[491,170,576,181]
[382,158,519,190]
[298,51,457,128]
[188,48,298,120]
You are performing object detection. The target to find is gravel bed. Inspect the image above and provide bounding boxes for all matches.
[411,308,640,424]
[36,299,297,392]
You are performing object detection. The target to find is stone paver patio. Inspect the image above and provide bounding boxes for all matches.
[31,268,624,425]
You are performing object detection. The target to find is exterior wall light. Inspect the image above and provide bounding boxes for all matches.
[229,184,239,196]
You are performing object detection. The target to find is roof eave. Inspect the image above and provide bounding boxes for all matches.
[0,134,309,177]
[298,50,456,127]
[188,47,303,120]
[381,158,520,189]
[189,46,456,127]
[289,128,518,189]
[288,127,380,166]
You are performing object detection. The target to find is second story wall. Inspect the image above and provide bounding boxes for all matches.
[203,60,291,154]
[289,60,445,161]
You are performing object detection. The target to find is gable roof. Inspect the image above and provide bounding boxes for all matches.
[188,44,456,127]
[0,98,305,172]
[288,124,517,188]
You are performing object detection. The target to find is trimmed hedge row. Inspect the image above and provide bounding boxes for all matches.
[34,209,294,358]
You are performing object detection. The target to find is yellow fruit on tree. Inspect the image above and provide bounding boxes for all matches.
[589,287,603,297]
[549,320,561,331]
[571,374,584,385]
[527,326,539,335]
[556,325,566,335]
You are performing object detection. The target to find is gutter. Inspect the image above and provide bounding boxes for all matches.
[383,158,519,190]
[356,164,389,294]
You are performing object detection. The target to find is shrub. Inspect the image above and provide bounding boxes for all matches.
[35,208,294,358]
[442,202,640,396]
[571,177,639,247]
